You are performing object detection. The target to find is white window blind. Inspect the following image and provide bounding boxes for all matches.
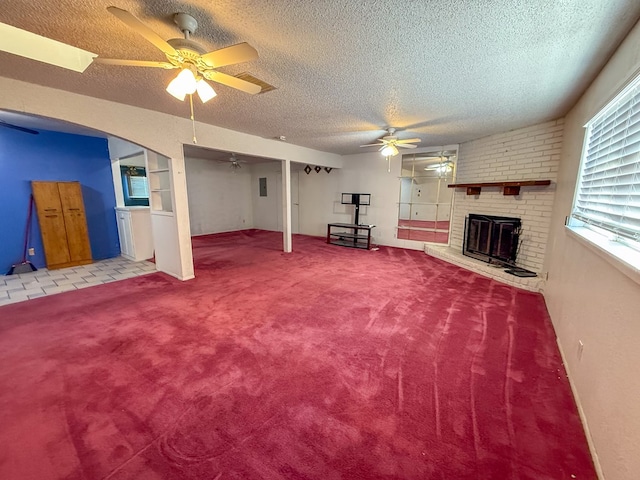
[572,74,640,244]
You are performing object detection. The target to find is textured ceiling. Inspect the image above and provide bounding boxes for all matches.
[1,1,639,155]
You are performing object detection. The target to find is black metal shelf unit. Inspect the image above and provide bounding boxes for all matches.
[327,223,374,250]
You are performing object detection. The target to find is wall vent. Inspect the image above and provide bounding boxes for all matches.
[234,73,277,94]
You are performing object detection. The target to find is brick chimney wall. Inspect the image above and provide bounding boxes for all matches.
[450,119,564,273]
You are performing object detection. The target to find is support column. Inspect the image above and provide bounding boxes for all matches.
[282,158,292,253]
[171,154,195,279]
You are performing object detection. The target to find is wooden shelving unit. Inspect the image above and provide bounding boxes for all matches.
[448,180,551,196]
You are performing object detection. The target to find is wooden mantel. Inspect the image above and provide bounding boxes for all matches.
[448,180,551,196]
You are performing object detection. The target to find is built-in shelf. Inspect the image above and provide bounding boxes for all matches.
[147,153,173,213]
[448,180,551,196]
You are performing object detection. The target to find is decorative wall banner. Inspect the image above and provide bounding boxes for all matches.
[303,165,332,174]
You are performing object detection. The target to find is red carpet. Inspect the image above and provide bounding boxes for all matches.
[0,230,595,479]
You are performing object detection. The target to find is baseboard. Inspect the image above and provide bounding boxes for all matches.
[175,273,195,281]
[556,339,605,480]
[156,269,195,281]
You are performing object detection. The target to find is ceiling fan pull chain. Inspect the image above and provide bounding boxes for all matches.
[189,94,197,144]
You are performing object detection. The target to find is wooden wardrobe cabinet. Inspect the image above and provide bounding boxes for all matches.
[32,181,93,269]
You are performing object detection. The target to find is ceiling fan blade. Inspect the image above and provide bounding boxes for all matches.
[0,22,96,72]
[359,143,384,148]
[201,42,258,68]
[0,120,39,135]
[396,138,421,144]
[397,143,418,149]
[107,6,178,57]
[94,58,177,69]
[202,70,262,94]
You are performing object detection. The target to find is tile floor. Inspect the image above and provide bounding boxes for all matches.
[0,257,157,307]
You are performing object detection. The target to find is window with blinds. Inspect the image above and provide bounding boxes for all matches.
[571,72,640,252]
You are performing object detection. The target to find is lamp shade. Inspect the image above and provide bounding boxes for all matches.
[381,144,399,157]
[166,68,198,101]
[196,79,217,103]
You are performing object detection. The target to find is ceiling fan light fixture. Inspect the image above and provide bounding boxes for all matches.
[196,79,217,103]
[381,144,399,157]
[434,164,452,174]
[166,67,198,100]
[166,85,186,101]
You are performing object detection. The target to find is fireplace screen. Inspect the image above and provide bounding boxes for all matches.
[463,214,521,265]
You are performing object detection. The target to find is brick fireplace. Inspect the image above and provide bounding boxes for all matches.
[463,214,521,266]
[425,118,563,291]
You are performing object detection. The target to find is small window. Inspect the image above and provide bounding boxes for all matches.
[127,174,149,198]
[120,166,150,207]
[568,71,640,270]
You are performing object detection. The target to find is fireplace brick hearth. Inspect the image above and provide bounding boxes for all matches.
[424,243,544,291]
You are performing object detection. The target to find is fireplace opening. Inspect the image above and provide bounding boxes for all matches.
[463,214,521,266]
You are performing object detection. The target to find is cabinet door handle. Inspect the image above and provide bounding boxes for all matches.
[45,214,58,218]
[67,208,80,211]
[44,208,57,211]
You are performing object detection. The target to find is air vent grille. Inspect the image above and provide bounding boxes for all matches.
[234,72,277,94]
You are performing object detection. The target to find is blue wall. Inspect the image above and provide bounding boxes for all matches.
[0,127,120,273]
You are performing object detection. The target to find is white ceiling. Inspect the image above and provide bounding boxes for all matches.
[1,1,639,155]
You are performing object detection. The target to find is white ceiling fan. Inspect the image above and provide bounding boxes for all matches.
[360,128,421,156]
[94,7,264,101]
[0,6,265,102]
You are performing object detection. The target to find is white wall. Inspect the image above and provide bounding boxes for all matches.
[298,165,344,235]
[341,154,416,247]
[251,162,283,232]
[544,18,640,480]
[297,152,427,250]
[451,119,563,273]
[185,157,253,235]
[108,137,145,160]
